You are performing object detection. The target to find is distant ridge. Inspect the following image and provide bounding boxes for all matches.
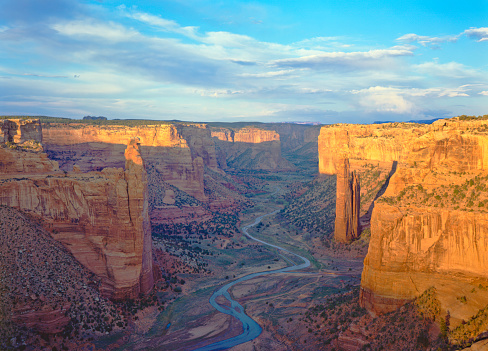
[277,121,322,125]
[83,115,108,120]
[373,118,441,124]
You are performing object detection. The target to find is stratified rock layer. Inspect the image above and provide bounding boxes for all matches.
[0,135,153,300]
[319,118,488,318]
[1,118,42,144]
[211,127,295,170]
[42,123,216,201]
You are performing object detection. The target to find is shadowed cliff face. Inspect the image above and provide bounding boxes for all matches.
[1,119,42,144]
[334,158,360,243]
[320,118,488,322]
[211,127,295,171]
[42,123,214,201]
[0,135,154,300]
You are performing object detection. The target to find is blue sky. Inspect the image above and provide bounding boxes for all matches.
[0,0,487,123]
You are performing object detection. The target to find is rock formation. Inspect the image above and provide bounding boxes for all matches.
[334,158,360,242]
[1,118,42,144]
[42,122,217,201]
[124,138,154,295]
[319,123,422,234]
[211,126,295,170]
[319,117,488,323]
[0,130,154,300]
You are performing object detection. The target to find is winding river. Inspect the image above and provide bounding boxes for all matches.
[193,209,311,351]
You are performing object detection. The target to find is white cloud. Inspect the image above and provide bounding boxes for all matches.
[293,36,352,50]
[239,69,299,78]
[52,20,138,42]
[464,27,488,42]
[479,91,488,96]
[397,27,488,47]
[272,49,413,70]
[125,11,199,38]
[352,86,414,113]
[351,85,474,113]
[396,33,459,47]
[437,86,470,97]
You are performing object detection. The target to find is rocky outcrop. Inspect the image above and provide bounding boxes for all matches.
[12,303,72,334]
[124,138,154,295]
[319,118,488,321]
[42,123,217,201]
[1,118,42,144]
[0,144,59,174]
[0,138,154,300]
[211,126,294,170]
[334,158,360,243]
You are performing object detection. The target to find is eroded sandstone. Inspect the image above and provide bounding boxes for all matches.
[334,158,360,243]
[318,118,488,322]
[42,123,216,201]
[0,134,154,300]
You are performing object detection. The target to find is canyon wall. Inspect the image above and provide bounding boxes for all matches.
[318,123,413,240]
[211,126,295,170]
[42,123,218,201]
[1,118,42,144]
[0,135,154,300]
[271,123,321,153]
[319,118,488,320]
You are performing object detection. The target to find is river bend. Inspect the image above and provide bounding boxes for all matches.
[192,209,311,351]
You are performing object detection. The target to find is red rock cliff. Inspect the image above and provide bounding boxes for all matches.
[0,136,154,300]
[2,118,43,144]
[42,123,217,201]
[320,118,488,323]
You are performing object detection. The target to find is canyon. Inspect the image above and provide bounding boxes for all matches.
[2,114,488,350]
[0,118,315,303]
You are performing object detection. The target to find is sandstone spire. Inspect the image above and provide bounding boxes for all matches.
[334,158,360,243]
[124,137,154,295]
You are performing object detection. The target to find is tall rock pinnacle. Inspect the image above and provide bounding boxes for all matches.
[124,137,154,295]
[334,158,360,243]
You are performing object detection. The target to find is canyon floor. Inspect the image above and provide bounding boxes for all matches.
[113,170,362,351]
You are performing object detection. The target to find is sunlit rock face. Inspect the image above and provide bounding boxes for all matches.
[319,118,488,317]
[0,131,154,300]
